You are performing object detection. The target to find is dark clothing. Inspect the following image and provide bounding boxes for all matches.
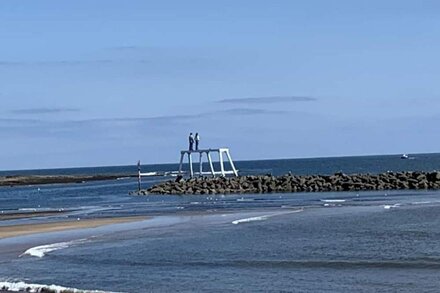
[195,141,199,151]
[189,136,194,151]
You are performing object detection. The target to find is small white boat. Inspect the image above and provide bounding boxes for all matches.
[401,154,409,159]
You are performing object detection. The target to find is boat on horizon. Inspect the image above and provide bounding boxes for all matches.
[401,154,415,160]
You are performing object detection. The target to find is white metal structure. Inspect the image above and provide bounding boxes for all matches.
[178,148,238,178]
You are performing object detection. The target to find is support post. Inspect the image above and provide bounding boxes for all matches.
[137,160,141,191]
[225,150,238,177]
[219,150,225,177]
[177,147,235,178]
[188,152,194,177]
[207,151,215,177]
[178,153,184,174]
[199,152,203,176]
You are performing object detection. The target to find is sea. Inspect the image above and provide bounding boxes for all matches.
[1,153,440,292]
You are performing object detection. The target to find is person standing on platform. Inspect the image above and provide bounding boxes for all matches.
[195,133,200,150]
[189,133,194,151]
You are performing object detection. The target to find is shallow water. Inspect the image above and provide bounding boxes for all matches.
[1,154,440,292]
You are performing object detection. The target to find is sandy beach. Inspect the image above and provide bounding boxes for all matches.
[0,216,147,239]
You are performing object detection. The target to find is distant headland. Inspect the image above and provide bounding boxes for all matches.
[0,174,136,187]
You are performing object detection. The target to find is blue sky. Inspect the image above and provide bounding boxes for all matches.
[1,0,440,170]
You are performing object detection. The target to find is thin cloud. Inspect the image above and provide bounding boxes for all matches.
[218,96,317,104]
[0,60,113,67]
[12,107,81,115]
[213,108,287,116]
[108,45,144,51]
[0,118,41,124]
[78,114,202,125]
[80,108,283,124]
[1,107,287,138]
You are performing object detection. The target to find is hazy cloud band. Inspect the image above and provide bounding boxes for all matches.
[218,96,317,104]
[12,108,81,115]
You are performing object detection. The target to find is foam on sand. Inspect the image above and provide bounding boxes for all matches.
[0,280,118,293]
[20,239,88,258]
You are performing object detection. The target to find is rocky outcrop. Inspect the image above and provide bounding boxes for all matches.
[137,171,440,195]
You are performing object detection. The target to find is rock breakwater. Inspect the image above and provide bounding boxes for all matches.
[138,171,440,195]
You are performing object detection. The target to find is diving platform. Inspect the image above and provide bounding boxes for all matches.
[179,148,238,178]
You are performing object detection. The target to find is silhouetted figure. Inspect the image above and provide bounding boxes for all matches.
[189,133,194,151]
[195,133,200,150]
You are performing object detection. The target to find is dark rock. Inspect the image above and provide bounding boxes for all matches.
[137,170,440,195]
[418,180,429,189]
[427,171,440,182]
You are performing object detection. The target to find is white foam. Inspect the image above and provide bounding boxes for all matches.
[232,215,269,225]
[412,201,433,205]
[232,209,303,225]
[321,199,346,203]
[141,172,157,176]
[384,204,400,210]
[0,280,117,293]
[236,198,255,202]
[20,239,87,258]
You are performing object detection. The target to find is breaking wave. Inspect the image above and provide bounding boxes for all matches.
[20,239,88,258]
[0,280,117,293]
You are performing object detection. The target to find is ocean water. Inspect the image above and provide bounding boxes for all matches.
[1,153,440,292]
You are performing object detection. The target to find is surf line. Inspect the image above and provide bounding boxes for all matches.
[0,281,120,293]
[231,209,304,225]
[19,238,89,258]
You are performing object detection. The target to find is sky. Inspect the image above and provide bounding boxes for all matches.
[1,0,440,170]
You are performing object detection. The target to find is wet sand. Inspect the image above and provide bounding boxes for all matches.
[0,216,147,239]
[0,210,68,220]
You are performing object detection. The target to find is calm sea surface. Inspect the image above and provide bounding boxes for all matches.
[1,153,440,292]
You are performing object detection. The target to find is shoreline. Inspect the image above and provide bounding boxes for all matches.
[0,210,68,221]
[0,216,147,239]
[0,174,136,187]
[139,171,440,195]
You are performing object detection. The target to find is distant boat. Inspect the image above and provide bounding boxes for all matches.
[401,154,409,159]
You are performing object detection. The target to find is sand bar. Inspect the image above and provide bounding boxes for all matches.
[0,216,147,239]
